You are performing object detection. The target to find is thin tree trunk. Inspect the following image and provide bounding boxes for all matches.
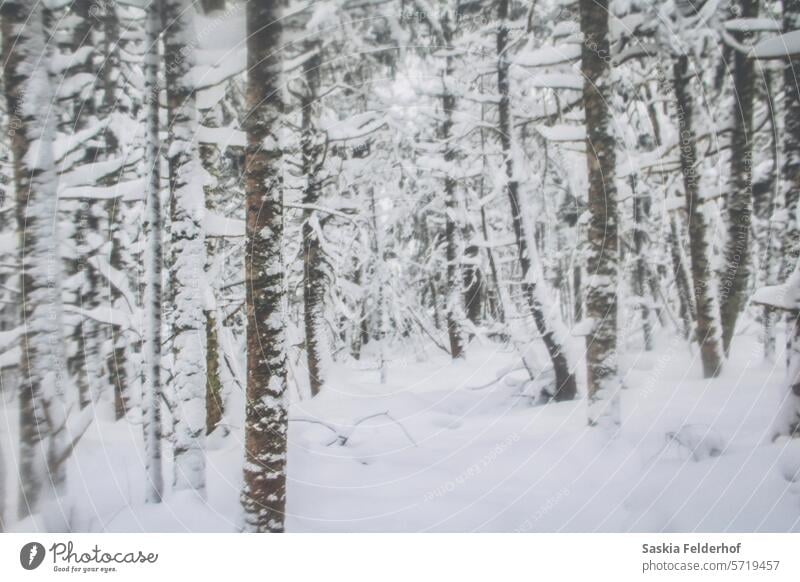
[99,0,130,419]
[205,309,223,434]
[668,211,696,339]
[301,43,326,396]
[68,0,104,411]
[440,14,465,359]
[142,2,164,504]
[163,0,208,497]
[673,54,724,377]
[463,244,482,326]
[500,0,576,401]
[241,0,289,532]
[632,179,654,351]
[580,0,620,426]
[719,0,759,353]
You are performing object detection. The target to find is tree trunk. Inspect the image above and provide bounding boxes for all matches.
[463,244,482,326]
[142,3,164,504]
[98,0,130,419]
[672,55,725,378]
[3,0,69,517]
[163,0,208,497]
[668,211,696,340]
[632,180,654,351]
[580,0,620,426]
[68,0,104,411]
[440,14,465,359]
[782,0,800,364]
[241,0,289,532]
[501,0,576,401]
[719,0,759,353]
[301,43,326,396]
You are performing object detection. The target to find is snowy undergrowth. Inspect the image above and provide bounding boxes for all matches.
[2,331,800,532]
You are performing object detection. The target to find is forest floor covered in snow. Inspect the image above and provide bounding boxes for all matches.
[3,329,800,532]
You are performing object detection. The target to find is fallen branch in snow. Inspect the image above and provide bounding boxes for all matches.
[290,411,418,448]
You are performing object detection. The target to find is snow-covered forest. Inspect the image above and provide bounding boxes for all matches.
[1,0,800,533]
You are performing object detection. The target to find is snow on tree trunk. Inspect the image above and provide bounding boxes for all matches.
[142,2,164,504]
[672,54,725,378]
[498,0,576,400]
[440,14,465,360]
[580,0,621,426]
[782,0,800,280]
[752,266,800,436]
[241,0,289,533]
[632,180,654,351]
[668,210,697,340]
[197,85,226,435]
[301,42,327,396]
[65,0,105,411]
[0,436,4,531]
[4,0,69,517]
[719,0,759,354]
[163,0,208,497]
[99,0,130,420]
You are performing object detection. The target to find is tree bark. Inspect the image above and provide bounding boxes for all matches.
[580,0,621,426]
[440,14,465,359]
[241,0,289,532]
[3,0,69,517]
[163,0,208,497]
[719,0,759,353]
[301,43,326,396]
[142,2,164,504]
[782,0,800,280]
[672,55,725,378]
[499,0,576,401]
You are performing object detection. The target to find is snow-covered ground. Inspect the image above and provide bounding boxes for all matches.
[3,330,800,532]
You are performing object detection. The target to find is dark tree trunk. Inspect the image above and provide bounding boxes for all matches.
[632,180,654,351]
[241,0,289,532]
[301,43,326,396]
[782,0,800,279]
[463,244,483,326]
[672,55,724,378]
[719,0,759,353]
[440,14,465,359]
[668,212,696,340]
[499,0,576,401]
[580,0,620,425]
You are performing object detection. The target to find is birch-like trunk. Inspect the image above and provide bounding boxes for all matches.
[142,2,164,504]
[241,0,289,532]
[580,0,621,426]
[4,0,69,517]
[672,54,724,377]
[163,0,208,497]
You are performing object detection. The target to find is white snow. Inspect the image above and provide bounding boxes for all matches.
[752,30,800,59]
[3,333,799,532]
